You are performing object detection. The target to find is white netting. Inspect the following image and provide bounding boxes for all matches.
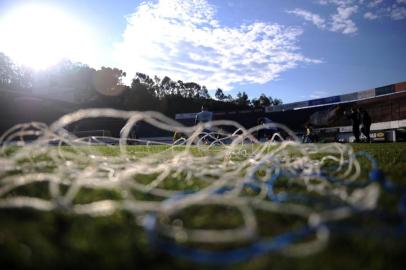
[0,108,380,258]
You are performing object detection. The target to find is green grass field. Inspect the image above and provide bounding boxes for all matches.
[1,143,406,270]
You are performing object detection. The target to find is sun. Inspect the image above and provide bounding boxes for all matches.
[0,4,96,69]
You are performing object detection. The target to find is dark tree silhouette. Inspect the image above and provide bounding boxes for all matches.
[0,51,283,120]
[272,98,283,106]
[235,91,250,106]
[93,67,126,96]
[215,88,226,100]
[258,94,271,106]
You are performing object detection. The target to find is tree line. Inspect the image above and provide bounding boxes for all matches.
[0,52,282,117]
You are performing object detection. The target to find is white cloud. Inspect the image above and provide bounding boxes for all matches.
[291,0,406,34]
[367,0,383,8]
[390,5,406,20]
[364,11,378,20]
[361,0,406,21]
[330,5,358,34]
[114,0,320,90]
[317,0,355,7]
[365,1,406,21]
[288,8,327,29]
[288,4,358,34]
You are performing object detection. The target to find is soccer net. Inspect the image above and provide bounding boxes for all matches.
[0,108,403,265]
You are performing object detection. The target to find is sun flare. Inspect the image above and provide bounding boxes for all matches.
[0,4,96,69]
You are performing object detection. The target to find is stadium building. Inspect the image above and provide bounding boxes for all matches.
[175,81,406,142]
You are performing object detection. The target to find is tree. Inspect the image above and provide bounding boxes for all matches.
[72,64,97,102]
[197,86,210,99]
[184,82,201,98]
[251,98,260,108]
[135,73,159,97]
[122,78,158,110]
[234,91,250,106]
[258,94,271,107]
[215,88,226,100]
[176,80,185,97]
[0,52,16,85]
[0,52,32,89]
[93,67,126,96]
[272,98,283,106]
[215,88,233,101]
[160,76,177,96]
[252,94,283,108]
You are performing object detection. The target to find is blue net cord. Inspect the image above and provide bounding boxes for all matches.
[140,151,406,265]
[143,211,315,265]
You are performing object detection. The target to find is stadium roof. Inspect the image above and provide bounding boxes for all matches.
[266,81,406,112]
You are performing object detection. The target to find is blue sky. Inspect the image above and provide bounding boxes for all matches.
[0,0,405,103]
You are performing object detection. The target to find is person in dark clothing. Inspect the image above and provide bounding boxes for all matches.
[195,105,213,144]
[346,107,361,143]
[256,117,264,140]
[302,124,313,143]
[358,108,372,142]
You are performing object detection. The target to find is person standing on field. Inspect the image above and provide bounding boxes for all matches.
[195,105,213,143]
[195,105,213,125]
[358,107,372,143]
[346,107,361,143]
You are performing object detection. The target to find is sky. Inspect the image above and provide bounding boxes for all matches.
[0,0,405,103]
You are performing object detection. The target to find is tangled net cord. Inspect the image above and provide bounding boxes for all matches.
[0,108,404,265]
